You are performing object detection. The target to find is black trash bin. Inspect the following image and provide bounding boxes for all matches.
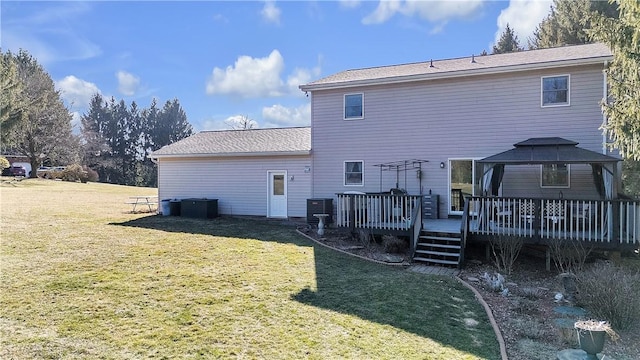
[181,198,218,219]
[169,199,181,216]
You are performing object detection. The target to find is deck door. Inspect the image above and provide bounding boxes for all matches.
[267,171,287,218]
[448,159,482,215]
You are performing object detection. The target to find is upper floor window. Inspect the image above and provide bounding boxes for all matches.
[541,75,570,107]
[344,93,364,120]
[344,160,364,186]
[541,164,570,188]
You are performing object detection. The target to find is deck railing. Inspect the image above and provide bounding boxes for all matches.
[468,196,640,246]
[336,193,422,231]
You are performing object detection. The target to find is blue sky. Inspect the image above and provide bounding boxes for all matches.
[1,0,554,132]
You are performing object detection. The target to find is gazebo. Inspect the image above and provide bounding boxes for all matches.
[476,137,621,200]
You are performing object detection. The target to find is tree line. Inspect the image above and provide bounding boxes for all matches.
[81,95,193,187]
[1,49,193,187]
[2,0,638,191]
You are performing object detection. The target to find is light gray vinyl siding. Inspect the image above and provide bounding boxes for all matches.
[311,64,608,216]
[157,155,311,217]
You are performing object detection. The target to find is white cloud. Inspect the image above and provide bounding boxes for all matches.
[339,0,362,9]
[206,50,285,98]
[116,70,140,96]
[262,103,311,128]
[362,0,485,25]
[55,75,101,109]
[261,1,281,25]
[494,0,553,48]
[287,65,321,96]
[70,111,82,131]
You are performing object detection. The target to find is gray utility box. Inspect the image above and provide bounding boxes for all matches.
[181,198,218,219]
[422,194,439,219]
[307,198,333,225]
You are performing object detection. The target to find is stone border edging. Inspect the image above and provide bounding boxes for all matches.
[454,276,509,360]
[296,228,509,359]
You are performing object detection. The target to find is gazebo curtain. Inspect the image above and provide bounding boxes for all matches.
[481,163,505,196]
[590,163,615,200]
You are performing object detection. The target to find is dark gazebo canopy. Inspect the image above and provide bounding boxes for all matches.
[477,137,620,165]
[477,137,621,199]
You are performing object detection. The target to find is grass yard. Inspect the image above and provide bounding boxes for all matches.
[0,179,500,359]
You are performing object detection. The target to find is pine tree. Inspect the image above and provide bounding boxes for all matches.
[492,24,523,54]
[530,0,619,49]
[3,50,78,176]
[590,0,640,160]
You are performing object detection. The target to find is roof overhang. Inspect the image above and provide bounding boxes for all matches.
[149,150,311,160]
[299,56,611,92]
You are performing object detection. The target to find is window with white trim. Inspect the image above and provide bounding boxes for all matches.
[344,93,363,120]
[541,75,569,107]
[344,161,364,186]
[541,164,570,188]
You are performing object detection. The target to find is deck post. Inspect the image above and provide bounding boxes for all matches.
[349,195,355,234]
[534,199,542,239]
[545,247,551,272]
[612,201,620,247]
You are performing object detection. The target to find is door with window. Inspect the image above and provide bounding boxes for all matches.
[449,159,482,215]
[268,171,287,218]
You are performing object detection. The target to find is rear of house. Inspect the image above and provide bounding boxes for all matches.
[150,127,312,218]
[300,43,615,217]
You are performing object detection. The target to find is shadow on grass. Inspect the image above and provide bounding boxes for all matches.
[113,215,498,358]
[292,246,500,359]
[110,214,311,246]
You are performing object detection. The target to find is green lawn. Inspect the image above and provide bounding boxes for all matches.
[0,179,500,359]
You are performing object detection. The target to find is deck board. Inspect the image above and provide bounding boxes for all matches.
[423,218,462,234]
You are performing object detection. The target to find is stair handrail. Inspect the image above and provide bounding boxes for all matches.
[459,197,470,269]
[409,200,422,259]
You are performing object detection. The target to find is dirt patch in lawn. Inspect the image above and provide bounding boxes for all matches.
[299,225,640,360]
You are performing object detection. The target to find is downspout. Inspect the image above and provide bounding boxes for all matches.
[602,61,608,155]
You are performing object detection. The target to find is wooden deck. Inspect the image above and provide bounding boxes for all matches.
[423,218,462,234]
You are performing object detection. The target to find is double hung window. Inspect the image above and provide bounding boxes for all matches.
[344,93,364,120]
[344,161,364,186]
[541,75,570,107]
[541,164,570,188]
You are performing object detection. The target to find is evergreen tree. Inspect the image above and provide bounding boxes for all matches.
[590,0,640,160]
[81,96,193,186]
[2,50,78,177]
[493,24,523,54]
[530,0,619,49]
[0,50,23,133]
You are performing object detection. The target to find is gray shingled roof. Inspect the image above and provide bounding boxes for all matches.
[300,43,612,91]
[477,137,620,164]
[150,127,311,158]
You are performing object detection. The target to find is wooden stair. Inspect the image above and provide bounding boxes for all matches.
[413,230,462,268]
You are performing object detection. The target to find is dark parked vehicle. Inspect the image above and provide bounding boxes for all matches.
[8,165,26,177]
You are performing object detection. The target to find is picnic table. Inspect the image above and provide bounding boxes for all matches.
[126,195,158,213]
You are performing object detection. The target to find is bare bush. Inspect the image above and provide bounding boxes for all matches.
[357,229,373,248]
[548,237,592,274]
[381,235,407,254]
[488,235,523,275]
[576,262,640,331]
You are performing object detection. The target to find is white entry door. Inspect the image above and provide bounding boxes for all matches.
[268,171,287,218]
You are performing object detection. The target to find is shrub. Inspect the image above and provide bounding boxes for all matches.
[382,235,407,254]
[576,262,640,331]
[60,164,87,183]
[0,157,9,172]
[488,235,523,275]
[83,166,99,182]
[548,237,592,274]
